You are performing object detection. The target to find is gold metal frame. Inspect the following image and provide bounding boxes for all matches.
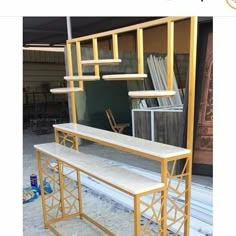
[54,129,78,150]
[53,126,192,235]
[36,149,165,235]
[36,150,81,235]
[166,157,191,235]
[65,16,193,124]
[36,16,198,236]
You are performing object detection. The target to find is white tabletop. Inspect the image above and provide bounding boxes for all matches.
[34,142,164,195]
[53,123,190,160]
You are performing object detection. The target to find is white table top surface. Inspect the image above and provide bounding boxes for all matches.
[53,123,190,160]
[34,142,164,195]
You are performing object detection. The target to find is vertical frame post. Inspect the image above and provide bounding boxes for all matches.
[77,170,83,218]
[36,150,48,228]
[137,28,144,74]
[54,128,59,143]
[73,134,79,151]
[133,195,141,236]
[161,159,168,236]
[66,42,77,123]
[151,110,155,141]
[186,17,198,150]
[58,160,66,217]
[76,41,84,90]
[112,34,119,60]
[184,155,192,236]
[92,38,100,77]
[185,16,198,236]
[167,21,174,90]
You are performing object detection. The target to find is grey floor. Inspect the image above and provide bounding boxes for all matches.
[23,127,212,235]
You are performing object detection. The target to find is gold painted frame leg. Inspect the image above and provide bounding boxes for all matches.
[58,160,66,217]
[36,150,48,229]
[77,170,83,219]
[74,135,79,151]
[184,16,198,235]
[161,160,168,236]
[54,129,59,143]
[134,195,141,236]
[184,155,192,236]
[36,151,82,235]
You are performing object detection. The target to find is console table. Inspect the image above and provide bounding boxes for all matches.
[53,123,191,235]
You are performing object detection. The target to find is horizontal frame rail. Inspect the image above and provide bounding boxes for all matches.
[67,17,189,43]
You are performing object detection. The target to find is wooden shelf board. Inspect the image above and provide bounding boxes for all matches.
[64,76,100,81]
[50,87,83,94]
[102,74,147,81]
[128,90,176,98]
[81,59,121,65]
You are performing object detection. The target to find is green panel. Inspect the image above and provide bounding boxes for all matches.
[84,78,131,134]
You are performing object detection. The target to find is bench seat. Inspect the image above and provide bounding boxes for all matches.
[34,142,164,195]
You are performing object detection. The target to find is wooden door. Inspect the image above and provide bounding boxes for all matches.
[192,21,213,176]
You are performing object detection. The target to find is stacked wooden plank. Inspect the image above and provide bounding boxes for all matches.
[147,55,183,107]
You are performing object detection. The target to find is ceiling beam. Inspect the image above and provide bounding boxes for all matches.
[24,29,67,34]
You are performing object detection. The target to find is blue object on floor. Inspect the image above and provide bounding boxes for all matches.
[23,187,39,204]
[39,177,53,195]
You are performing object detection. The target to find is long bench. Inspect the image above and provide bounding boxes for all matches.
[35,142,165,236]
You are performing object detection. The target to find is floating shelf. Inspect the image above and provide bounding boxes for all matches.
[102,74,147,81]
[81,59,122,65]
[128,90,176,98]
[50,87,83,94]
[64,75,100,81]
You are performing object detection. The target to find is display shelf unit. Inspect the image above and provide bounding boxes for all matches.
[35,16,198,236]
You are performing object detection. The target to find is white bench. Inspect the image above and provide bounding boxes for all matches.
[35,142,165,236]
